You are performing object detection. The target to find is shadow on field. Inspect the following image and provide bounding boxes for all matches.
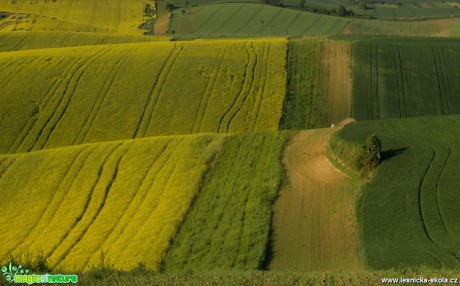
[382,147,408,160]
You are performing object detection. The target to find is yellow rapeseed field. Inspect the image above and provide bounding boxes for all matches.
[0,31,168,52]
[0,0,150,35]
[0,39,287,154]
[0,134,225,272]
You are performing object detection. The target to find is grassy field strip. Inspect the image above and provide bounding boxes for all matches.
[352,38,460,121]
[332,115,460,268]
[0,134,225,272]
[0,0,147,35]
[318,40,352,125]
[270,129,361,271]
[0,31,166,52]
[280,39,351,130]
[169,3,460,38]
[0,39,287,154]
[280,39,321,130]
[164,132,289,272]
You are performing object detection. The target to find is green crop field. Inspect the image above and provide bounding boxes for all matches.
[0,38,287,154]
[164,132,289,272]
[280,38,351,130]
[0,31,167,52]
[0,0,150,35]
[352,37,460,121]
[330,115,460,269]
[169,3,460,38]
[0,134,225,272]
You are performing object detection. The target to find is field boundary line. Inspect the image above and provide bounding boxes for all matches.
[75,45,141,145]
[47,143,123,268]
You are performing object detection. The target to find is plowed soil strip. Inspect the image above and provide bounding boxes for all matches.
[270,129,361,271]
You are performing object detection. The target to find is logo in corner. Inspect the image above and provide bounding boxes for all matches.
[1,262,29,282]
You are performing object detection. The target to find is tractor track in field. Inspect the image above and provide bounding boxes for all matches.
[133,44,179,138]
[392,44,403,118]
[57,0,73,31]
[224,42,258,132]
[302,15,321,34]
[394,121,460,263]
[107,139,183,264]
[7,52,73,153]
[48,143,124,269]
[116,142,183,264]
[233,5,265,35]
[194,4,226,33]
[217,41,253,132]
[211,4,243,34]
[431,45,447,115]
[10,146,91,254]
[252,42,271,131]
[30,0,47,31]
[75,46,141,145]
[87,0,97,33]
[30,48,111,151]
[90,140,172,266]
[191,44,229,133]
[12,29,35,51]
[62,143,132,272]
[135,44,184,138]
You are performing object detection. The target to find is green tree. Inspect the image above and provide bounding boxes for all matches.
[359,133,382,170]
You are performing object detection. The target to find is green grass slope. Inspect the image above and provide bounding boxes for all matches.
[331,115,460,269]
[352,37,460,121]
[169,3,460,38]
[0,39,287,154]
[0,134,225,272]
[164,132,289,272]
[0,31,168,52]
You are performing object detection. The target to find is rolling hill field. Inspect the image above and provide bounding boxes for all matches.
[0,0,150,34]
[352,37,460,120]
[169,3,460,38]
[2,0,460,284]
[0,134,225,272]
[0,31,167,52]
[330,115,460,269]
[0,38,287,154]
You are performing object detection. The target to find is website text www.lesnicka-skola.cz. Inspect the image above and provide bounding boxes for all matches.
[381,277,459,284]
